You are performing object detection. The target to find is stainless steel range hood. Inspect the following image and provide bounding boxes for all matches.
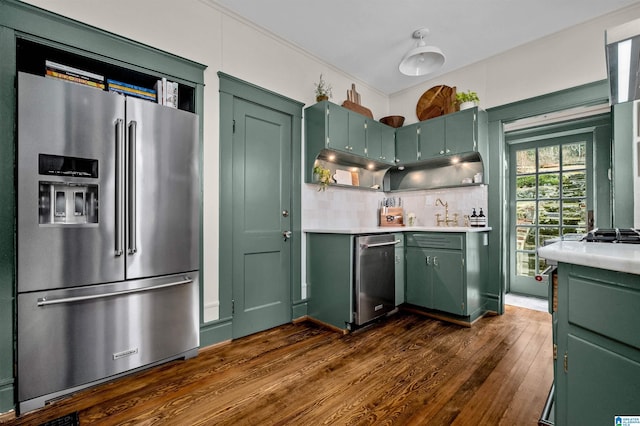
[606,18,640,105]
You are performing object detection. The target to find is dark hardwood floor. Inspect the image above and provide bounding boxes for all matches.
[1,305,552,425]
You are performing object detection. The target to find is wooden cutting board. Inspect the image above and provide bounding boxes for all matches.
[342,83,373,118]
[416,85,456,121]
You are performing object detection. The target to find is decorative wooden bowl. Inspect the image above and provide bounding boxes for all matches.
[379,115,405,128]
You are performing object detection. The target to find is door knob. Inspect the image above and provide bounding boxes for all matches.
[282,210,289,217]
[283,230,292,241]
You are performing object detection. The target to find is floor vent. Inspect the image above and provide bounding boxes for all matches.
[40,412,79,426]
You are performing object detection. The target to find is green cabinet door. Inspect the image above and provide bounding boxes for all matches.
[417,108,479,160]
[366,119,382,161]
[420,117,446,158]
[445,107,477,155]
[404,232,487,321]
[326,102,350,153]
[431,249,465,315]
[395,124,420,164]
[366,120,395,165]
[562,335,640,426]
[405,246,431,307]
[306,233,353,329]
[380,122,396,164]
[406,246,464,314]
[347,111,367,157]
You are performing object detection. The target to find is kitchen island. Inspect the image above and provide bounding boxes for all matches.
[305,227,491,331]
[537,241,640,426]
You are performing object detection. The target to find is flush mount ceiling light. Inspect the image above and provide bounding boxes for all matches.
[399,28,445,77]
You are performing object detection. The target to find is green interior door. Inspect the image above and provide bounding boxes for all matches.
[232,98,292,339]
[509,134,592,297]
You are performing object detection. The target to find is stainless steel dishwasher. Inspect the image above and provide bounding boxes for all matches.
[353,234,398,325]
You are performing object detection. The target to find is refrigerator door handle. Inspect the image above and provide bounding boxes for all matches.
[127,120,137,254]
[36,276,194,306]
[115,118,125,256]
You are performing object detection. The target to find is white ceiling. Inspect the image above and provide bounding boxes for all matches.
[213,0,640,95]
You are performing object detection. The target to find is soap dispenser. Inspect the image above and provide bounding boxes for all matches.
[470,208,478,227]
[478,208,486,227]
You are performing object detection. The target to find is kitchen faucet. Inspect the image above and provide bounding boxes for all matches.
[435,198,459,227]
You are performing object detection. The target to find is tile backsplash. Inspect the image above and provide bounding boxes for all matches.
[302,184,488,229]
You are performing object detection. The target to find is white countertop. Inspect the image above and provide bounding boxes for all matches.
[304,226,492,234]
[538,241,640,275]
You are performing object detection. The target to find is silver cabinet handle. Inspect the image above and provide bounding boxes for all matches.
[426,255,431,265]
[360,240,401,249]
[433,256,439,266]
[283,230,292,241]
[115,119,125,256]
[37,277,193,307]
[127,120,137,255]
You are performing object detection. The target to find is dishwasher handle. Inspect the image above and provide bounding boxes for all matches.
[360,239,401,249]
[36,277,193,307]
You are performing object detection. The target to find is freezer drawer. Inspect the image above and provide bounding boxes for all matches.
[17,272,199,411]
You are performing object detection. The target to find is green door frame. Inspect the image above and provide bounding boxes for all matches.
[486,80,610,314]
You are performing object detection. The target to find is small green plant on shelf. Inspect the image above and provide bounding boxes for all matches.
[455,90,480,107]
[313,165,332,191]
[314,73,333,102]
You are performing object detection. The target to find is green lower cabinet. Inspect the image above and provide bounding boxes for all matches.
[306,233,353,329]
[405,232,487,321]
[406,247,463,314]
[405,247,431,307]
[555,264,640,425]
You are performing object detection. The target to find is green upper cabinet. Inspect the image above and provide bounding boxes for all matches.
[395,124,420,164]
[393,107,487,166]
[366,119,395,165]
[419,117,446,158]
[305,101,366,157]
[326,102,351,153]
[446,108,478,154]
[420,107,483,159]
[308,101,391,160]
[305,101,395,185]
[346,110,367,156]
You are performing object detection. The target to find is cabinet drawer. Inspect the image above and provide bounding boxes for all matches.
[568,274,640,350]
[406,233,463,249]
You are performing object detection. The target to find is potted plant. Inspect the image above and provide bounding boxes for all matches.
[313,165,332,191]
[455,90,479,110]
[314,74,332,102]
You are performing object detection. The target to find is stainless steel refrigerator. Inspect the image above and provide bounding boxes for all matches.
[16,72,200,413]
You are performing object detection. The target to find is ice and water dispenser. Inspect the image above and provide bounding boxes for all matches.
[38,154,99,225]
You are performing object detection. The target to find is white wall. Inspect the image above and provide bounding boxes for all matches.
[20,0,640,324]
[390,2,640,124]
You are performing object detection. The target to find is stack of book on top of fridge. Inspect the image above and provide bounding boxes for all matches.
[154,77,179,108]
[107,79,157,102]
[45,60,105,90]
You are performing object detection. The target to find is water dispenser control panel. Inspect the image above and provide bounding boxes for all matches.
[38,154,99,225]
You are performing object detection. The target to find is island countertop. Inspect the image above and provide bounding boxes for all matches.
[538,241,640,275]
[304,226,492,234]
